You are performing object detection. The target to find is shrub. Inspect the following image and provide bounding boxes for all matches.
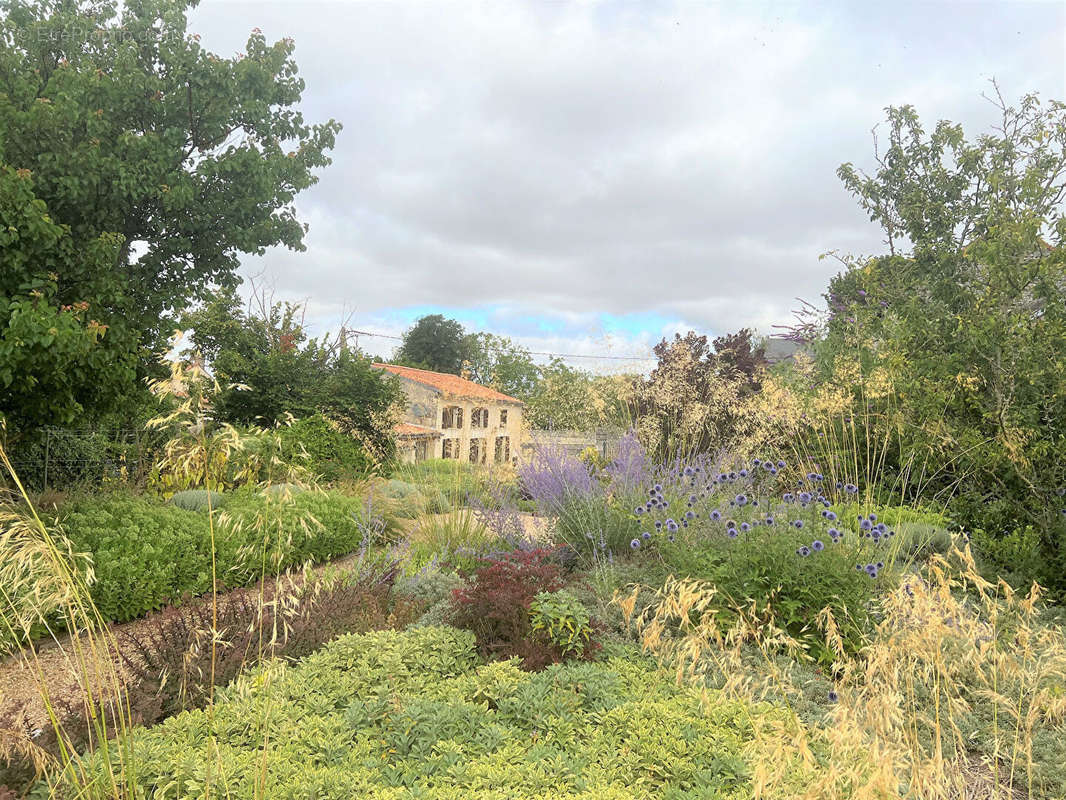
[167,488,225,512]
[48,489,393,630]
[276,414,375,482]
[118,562,404,724]
[449,548,586,669]
[529,589,595,657]
[77,628,764,799]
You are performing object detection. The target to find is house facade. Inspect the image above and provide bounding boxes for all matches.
[373,364,524,465]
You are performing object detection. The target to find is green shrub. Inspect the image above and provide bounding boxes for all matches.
[52,489,392,628]
[167,488,225,512]
[276,414,374,482]
[529,589,594,657]
[78,627,764,799]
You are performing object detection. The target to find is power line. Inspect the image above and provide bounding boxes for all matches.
[347,329,655,362]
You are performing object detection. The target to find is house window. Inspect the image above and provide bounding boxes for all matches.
[471,407,489,428]
[442,406,463,429]
[442,438,460,459]
[494,436,510,464]
[499,409,508,426]
[414,439,429,462]
[469,437,486,464]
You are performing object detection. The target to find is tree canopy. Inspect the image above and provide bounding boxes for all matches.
[0,0,339,432]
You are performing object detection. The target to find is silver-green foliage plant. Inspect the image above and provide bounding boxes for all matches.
[168,489,225,513]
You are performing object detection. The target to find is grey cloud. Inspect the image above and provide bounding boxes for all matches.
[191,0,1064,356]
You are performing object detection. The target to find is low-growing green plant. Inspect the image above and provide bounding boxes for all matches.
[275,413,375,482]
[167,488,225,512]
[529,589,594,657]
[73,626,766,799]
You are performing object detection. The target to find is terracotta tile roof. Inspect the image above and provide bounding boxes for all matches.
[394,422,441,438]
[374,363,524,405]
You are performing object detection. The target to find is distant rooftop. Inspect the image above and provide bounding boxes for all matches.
[373,363,525,405]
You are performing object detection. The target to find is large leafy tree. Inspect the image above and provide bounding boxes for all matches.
[393,314,473,375]
[0,0,339,429]
[813,90,1066,590]
[0,165,135,430]
[465,333,540,399]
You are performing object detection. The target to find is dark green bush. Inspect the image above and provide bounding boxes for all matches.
[276,414,375,482]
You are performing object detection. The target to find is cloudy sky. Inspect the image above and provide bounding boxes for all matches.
[189,0,1064,372]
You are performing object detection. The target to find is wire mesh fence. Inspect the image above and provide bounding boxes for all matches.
[4,426,169,491]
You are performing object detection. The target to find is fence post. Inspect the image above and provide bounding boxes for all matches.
[43,427,50,493]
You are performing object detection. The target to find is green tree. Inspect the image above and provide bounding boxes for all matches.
[0,165,136,432]
[0,0,339,416]
[393,314,472,374]
[524,359,634,432]
[182,288,403,467]
[465,333,540,399]
[816,90,1066,591]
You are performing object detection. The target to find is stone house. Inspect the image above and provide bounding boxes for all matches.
[373,363,524,465]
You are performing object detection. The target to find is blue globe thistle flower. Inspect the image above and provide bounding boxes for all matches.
[682,520,689,528]
[727,529,739,539]
[630,539,641,550]
[739,469,749,478]
[825,511,837,521]
[869,513,878,522]
[752,499,759,506]
[641,531,652,541]
[753,458,762,466]
[856,564,864,571]
[710,510,722,521]
[666,519,679,532]
[685,510,696,520]
[728,471,738,480]
[799,492,812,503]
[828,690,839,703]
[689,494,698,504]
[797,546,811,557]
[806,472,818,481]
[871,532,881,542]
[876,561,884,569]
[777,460,786,468]
[828,527,839,538]
[1058,487,1066,497]
[765,516,775,525]
[770,467,778,475]
[654,521,663,531]
[888,529,896,537]
[844,483,858,494]
[683,466,694,476]
[649,488,658,497]
[635,506,645,515]
[821,509,829,518]
[668,535,675,542]
[740,522,751,532]
[654,483,663,493]
[812,540,825,551]
[718,473,728,482]
[763,461,774,471]
[783,492,795,502]
[865,563,878,576]
[860,519,873,531]
[793,520,804,529]
[726,519,736,529]
[662,500,670,508]
[735,494,748,506]
[836,481,844,489]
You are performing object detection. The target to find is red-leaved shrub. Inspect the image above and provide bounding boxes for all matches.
[448,548,584,670]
